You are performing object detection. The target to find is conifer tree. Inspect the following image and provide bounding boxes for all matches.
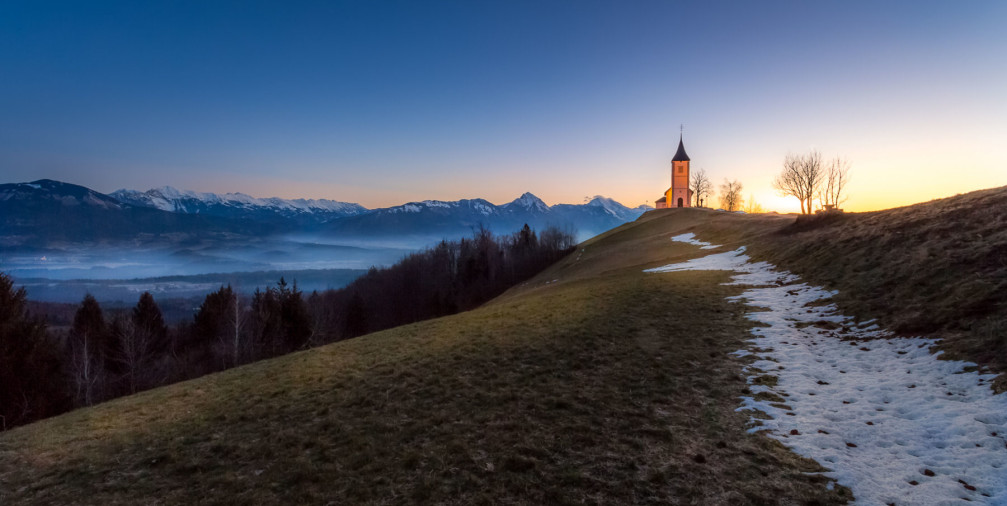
[110,292,170,393]
[132,292,168,354]
[0,273,69,427]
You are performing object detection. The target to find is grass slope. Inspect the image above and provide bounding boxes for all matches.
[0,209,847,504]
[745,186,1007,390]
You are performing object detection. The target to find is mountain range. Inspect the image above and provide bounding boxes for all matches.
[110,186,368,227]
[1,179,649,246]
[0,179,268,245]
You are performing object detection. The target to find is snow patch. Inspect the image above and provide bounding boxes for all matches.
[111,186,367,215]
[670,232,722,250]
[474,202,495,215]
[421,200,453,209]
[646,245,1007,505]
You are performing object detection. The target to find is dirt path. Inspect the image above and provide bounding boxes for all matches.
[647,236,1007,505]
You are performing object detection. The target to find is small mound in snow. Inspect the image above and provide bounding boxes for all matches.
[646,240,1007,505]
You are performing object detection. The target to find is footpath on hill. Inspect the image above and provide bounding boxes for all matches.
[647,233,1007,505]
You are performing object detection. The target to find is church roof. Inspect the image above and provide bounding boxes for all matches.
[672,135,690,162]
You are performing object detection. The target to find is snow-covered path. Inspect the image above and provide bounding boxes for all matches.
[646,239,1007,505]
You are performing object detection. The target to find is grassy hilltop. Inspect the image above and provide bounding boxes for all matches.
[2,186,1004,504]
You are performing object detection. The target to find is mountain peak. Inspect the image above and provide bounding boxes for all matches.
[505,192,549,213]
[585,195,628,214]
[586,195,618,207]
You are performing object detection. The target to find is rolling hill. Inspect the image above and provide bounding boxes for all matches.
[1,186,1004,504]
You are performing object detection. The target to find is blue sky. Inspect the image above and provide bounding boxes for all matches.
[1,1,1005,211]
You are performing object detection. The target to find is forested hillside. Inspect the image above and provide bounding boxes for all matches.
[0,225,574,429]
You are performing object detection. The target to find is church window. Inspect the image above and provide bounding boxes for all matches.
[678,166,683,173]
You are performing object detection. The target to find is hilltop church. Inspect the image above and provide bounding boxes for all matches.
[655,135,693,208]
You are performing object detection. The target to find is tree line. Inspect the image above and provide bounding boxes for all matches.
[0,225,575,429]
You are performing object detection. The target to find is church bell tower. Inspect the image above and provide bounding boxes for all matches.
[666,132,691,208]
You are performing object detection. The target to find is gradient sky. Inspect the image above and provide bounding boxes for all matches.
[1,1,1005,212]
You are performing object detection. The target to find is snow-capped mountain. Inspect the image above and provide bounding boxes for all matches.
[0,180,266,244]
[1,179,124,210]
[325,192,651,241]
[584,195,652,222]
[2,179,652,247]
[501,192,551,214]
[111,186,368,224]
[382,198,499,216]
[1,179,652,283]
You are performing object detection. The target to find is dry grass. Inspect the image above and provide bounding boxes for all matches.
[0,209,848,505]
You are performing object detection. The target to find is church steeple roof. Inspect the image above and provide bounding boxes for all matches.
[672,134,690,162]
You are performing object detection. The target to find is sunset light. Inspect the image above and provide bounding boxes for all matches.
[3,3,1007,504]
[1,2,1003,211]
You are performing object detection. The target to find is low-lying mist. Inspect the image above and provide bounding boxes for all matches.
[17,269,369,305]
[3,235,418,303]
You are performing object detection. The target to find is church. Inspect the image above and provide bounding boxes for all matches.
[655,135,693,209]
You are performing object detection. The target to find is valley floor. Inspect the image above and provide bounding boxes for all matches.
[648,234,1007,504]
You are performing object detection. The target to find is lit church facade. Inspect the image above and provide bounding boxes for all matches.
[655,135,693,209]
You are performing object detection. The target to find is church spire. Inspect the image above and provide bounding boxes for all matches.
[672,131,690,162]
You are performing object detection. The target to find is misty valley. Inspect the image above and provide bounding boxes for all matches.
[3,236,412,305]
[1,179,648,310]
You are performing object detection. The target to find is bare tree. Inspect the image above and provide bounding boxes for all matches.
[719,179,744,212]
[743,194,765,214]
[69,294,108,406]
[69,331,103,406]
[230,291,246,366]
[799,150,823,212]
[211,291,248,367]
[690,168,713,207]
[773,150,823,214]
[774,153,804,213]
[112,317,151,394]
[817,156,851,210]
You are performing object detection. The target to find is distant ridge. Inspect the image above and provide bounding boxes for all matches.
[111,186,368,225]
[322,192,651,240]
[0,179,266,244]
[1,179,652,245]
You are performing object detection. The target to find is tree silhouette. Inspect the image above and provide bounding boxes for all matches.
[0,273,69,427]
[69,294,110,406]
[773,151,823,214]
[719,179,744,212]
[690,168,713,207]
[110,292,170,393]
